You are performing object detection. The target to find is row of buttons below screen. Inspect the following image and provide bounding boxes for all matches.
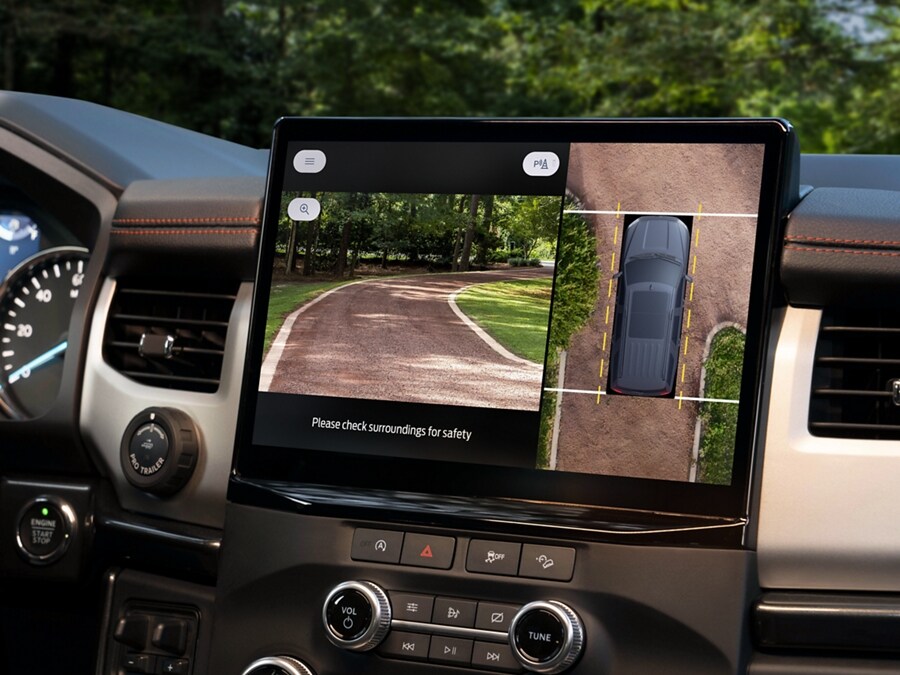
[381,632,521,673]
[352,529,575,582]
[391,592,519,631]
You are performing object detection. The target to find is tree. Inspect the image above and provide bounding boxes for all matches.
[1,1,896,153]
[475,194,495,267]
[459,194,480,271]
[450,195,467,272]
[503,196,561,260]
[335,199,354,279]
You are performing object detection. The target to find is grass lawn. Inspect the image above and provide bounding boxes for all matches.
[455,278,553,363]
[264,279,353,354]
[697,327,745,485]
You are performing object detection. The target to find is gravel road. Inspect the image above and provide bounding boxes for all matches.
[267,267,552,411]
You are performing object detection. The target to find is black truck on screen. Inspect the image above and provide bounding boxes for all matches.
[609,215,692,397]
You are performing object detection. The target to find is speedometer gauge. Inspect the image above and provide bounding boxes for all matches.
[0,247,89,419]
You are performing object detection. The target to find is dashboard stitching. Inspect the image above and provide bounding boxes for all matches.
[113,217,260,224]
[786,235,900,247]
[112,228,258,235]
[784,245,900,257]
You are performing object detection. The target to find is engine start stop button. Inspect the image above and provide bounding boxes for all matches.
[16,496,75,565]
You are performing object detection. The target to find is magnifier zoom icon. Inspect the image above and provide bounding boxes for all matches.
[287,197,321,221]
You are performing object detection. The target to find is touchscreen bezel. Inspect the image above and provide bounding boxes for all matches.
[233,118,795,520]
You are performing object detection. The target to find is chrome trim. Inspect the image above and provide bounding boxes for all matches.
[98,515,221,551]
[241,656,313,675]
[391,619,507,643]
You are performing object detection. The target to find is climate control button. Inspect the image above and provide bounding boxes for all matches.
[322,581,391,651]
[509,601,583,673]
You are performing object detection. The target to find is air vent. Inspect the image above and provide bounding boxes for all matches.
[809,308,900,439]
[103,282,238,393]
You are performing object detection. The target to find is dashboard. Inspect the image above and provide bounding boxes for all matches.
[1,91,900,675]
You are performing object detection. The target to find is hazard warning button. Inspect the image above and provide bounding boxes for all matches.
[400,532,455,569]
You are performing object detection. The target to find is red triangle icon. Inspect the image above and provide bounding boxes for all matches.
[420,544,434,558]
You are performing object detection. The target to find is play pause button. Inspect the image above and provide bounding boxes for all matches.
[428,636,473,665]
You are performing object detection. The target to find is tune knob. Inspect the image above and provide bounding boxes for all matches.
[241,656,314,675]
[509,601,584,673]
[322,581,391,651]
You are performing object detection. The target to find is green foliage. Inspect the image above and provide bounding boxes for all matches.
[536,351,558,470]
[454,278,553,363]
[536,204,597,467]
[283,1,506,117]
[278,192,560,277]
[536,203,597,467]
[501,196,563,259]
[548,207,599,352]
[697,327,745,486]
[1,1,896,152]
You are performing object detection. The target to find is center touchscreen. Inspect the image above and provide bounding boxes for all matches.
[243,119,792,506]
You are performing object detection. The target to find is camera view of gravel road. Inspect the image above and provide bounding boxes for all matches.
[261,192,561,412]
[546,143,765,484]
[262,268,552,409]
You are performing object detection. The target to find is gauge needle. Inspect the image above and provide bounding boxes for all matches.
[7,341,68,384]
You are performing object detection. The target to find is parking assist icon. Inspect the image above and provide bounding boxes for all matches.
[522,151,560,177]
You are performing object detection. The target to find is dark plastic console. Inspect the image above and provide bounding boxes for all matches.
[211,504,756,674]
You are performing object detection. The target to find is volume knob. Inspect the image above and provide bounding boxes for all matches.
[322,581,391,651]
[242,656,314,675]
[509,601,584,673]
